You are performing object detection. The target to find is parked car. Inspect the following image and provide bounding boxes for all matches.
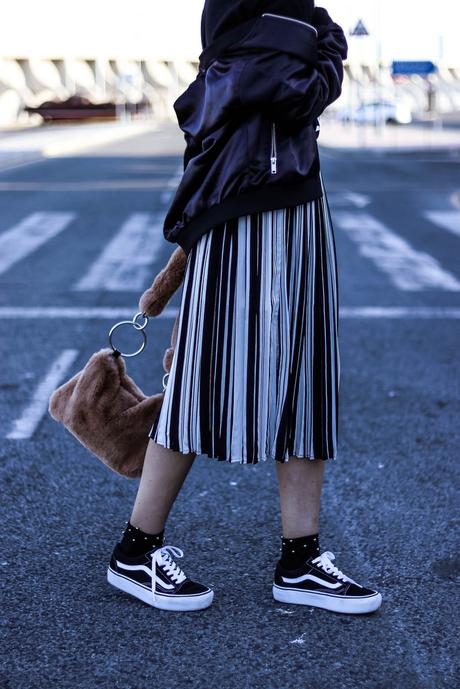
[337,100,413,125]
[24,95,150,122]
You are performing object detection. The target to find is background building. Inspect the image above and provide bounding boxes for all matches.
[1,0,459,127]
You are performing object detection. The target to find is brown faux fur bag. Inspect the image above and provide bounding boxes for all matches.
[48,246,188,479]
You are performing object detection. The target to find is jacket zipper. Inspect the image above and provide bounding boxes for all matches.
[261,12,318,37]
[270,121,277,175]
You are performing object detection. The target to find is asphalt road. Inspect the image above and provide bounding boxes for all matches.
[1,121,459,689]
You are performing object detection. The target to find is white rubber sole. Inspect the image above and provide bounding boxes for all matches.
[273,584,382,614]
[107,568,214,611]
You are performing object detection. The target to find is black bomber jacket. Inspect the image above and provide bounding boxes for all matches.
[162,7,348,255]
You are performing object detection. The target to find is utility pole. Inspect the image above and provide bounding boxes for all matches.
[349,19,370,147]
[375,0,385,136]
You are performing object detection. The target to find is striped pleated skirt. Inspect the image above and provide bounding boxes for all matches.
[149,190,340,464]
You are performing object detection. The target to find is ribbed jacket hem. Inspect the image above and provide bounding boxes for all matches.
[172,176,323,255]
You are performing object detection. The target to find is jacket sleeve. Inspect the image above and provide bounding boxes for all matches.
[183,131,202,171]
[237,8,348,127]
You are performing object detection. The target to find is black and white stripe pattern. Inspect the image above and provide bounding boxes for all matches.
[149,191,340,463]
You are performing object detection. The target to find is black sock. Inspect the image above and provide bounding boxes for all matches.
[118,519,164,557]
[279,533,320,569]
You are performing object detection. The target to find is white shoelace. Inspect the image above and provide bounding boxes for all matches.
[150,545,187,602]
[311,551,357,585]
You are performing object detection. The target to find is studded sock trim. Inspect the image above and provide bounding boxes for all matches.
[280,533,320,568]
[118,519,165,557]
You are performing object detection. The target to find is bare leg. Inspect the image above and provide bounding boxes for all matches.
[129,438,196,534]
[275,457,325,538]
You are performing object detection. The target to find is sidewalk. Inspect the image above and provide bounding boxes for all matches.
[319,118,460,152]
[0,118,160,171]
[2,116,459,171]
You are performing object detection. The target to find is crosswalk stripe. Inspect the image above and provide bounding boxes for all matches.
[328,192,371,208]
[425,211,460,238]
[0,212,76,276]
[334,212,460,291]
[161,163,185,205]
[6,349,79,439]
[74,213,165,291]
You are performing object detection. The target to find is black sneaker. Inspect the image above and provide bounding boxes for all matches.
[107,543,214,611]
[273,550,382,614]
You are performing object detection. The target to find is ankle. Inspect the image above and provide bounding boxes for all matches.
[130,518,166,534]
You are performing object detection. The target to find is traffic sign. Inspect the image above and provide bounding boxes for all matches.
[392,61,438,77]
[350,19,369,36]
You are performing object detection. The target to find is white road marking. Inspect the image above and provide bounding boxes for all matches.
[0,180,169,191]
[425,211,460,238]
[74,213,165,291]
[339,306,460,318]
[0,212,76,276]
[160,163,184,204]
[0,306,460,319]
[0,306,180,319]
[334,212,460,291]
[328,192,371,208]
[6,349,79,439]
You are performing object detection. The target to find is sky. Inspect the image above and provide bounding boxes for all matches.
[182,0,458,64]
[1,0,458,64]
[310,0,456,64]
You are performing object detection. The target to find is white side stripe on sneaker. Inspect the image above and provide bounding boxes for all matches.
[281,573,343,589]
[118,545,188,603]
[115,561,175,589]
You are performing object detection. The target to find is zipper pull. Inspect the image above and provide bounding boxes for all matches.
[270,121,277,174]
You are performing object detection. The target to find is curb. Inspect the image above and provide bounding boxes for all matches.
[319,142,460,155]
